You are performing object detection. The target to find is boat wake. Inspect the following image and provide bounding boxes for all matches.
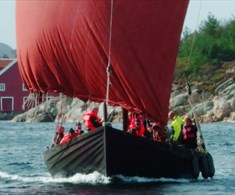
[0,171,190,185]
[51,171,111,184]
[0,171,110,184]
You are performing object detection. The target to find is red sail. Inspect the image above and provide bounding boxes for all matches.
[16,0,189,127]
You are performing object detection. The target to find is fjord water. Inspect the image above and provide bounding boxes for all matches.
[0,121,234,195]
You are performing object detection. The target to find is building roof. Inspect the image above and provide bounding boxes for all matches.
[0,59,17,75]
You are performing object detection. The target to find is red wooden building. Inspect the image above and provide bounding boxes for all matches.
[0,59,29,112]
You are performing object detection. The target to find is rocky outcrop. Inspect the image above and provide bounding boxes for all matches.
[11,97,122,123]
[170,78,235,122]
[11,77,235,123]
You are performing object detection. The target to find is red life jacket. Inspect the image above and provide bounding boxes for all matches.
[128,118,136,130]
[128,118,145,137]
[83,111,101,130]
[59,134,71,144]
[182,125,196,140]
[136,125,145,137]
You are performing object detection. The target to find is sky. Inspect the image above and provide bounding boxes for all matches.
[0,0,235,49]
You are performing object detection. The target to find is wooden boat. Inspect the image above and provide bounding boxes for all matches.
[44,125,200,179]
[44,125,214,179]
[16,0,215,179]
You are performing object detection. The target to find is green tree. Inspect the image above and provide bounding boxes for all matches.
[178,14,235,76]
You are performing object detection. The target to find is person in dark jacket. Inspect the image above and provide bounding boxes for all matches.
[181,116,198,149]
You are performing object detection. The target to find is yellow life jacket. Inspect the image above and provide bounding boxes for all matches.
[171,116,184,141]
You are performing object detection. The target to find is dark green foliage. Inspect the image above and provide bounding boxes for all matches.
[178,14,235,76]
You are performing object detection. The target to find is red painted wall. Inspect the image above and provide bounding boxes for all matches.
[0,61,29,112]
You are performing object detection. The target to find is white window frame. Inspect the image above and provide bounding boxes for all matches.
[0,83,6,91]
[1,97,14,111]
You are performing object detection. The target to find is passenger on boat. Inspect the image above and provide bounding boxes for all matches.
[59,128,76,144]
[181,116,198,149]
[74,122,84,136]
[127,112,137,129]
[168,111,184,143]
[144,120,153,139]
[152,122,167,142]
[128,118,145,137]
[127,113,143,129]
[83,107,102,131]
[53,125,64,145]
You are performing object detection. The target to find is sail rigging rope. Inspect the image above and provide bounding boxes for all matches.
[180,1,206,152]
[185,77,206,152]
[105,0,114,122]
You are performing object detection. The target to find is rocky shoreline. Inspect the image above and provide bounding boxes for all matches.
[9,77,235,124]
[170,77,235,123]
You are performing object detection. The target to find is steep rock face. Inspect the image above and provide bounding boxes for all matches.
[170,78,235,122]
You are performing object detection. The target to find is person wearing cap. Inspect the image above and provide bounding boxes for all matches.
[74,122,84,136]
[168,111,184,142]
[53,125,65,146]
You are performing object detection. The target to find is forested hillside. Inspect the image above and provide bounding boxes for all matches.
[176,14,235,88]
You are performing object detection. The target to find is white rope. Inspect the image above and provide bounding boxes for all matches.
[105,0,114,116]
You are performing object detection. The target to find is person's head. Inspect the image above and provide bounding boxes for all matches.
[152,122,161,131]
[57,125,64,134]
[76,122,82,129]
[184,116,192,126]
[92,107,99,114]
[69,128,75,137]
[168,111,175,120]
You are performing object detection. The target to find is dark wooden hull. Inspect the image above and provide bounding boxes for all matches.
[44,126,212,179]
